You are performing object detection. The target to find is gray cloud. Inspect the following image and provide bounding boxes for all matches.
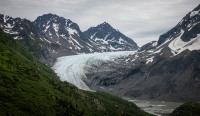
[0,0,199,46]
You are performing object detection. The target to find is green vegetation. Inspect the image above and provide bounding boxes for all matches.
[0,29,152,116]
[171,102,200,116]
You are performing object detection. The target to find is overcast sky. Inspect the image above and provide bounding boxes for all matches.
[0,0,199,46]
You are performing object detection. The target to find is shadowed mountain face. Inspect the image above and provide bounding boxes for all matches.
[0,14,138,66]
[83,4,200,102]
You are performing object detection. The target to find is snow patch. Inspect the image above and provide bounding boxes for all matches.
[146,56,154,64]
[67,27,78,35]
[3,29,19,35]
[104,34,110,40]
[188,22,200,31]
[14,36,19,39]
[39,38,44,41]
[88,48,93,52]
[152,41,157,47]
[190,10,200,17]
[44,25,50,32]
[69,36,83,48]
[56,41,61,45]
[3,15,8,23]
[44,38,51,43]
[153,47,164,54]
[168,30,200,56]
[90,32,97,39]
[53,23,59,32]
[5,23,13,28]
[119,38,125,44]
[94,38,109,44]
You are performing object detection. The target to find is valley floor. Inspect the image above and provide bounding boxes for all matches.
[130,99,183,116]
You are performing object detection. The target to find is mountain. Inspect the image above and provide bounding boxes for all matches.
[0,29,152,115]
[84,22,138,51]
[0,13,95,66]
[82,4,200,102]
[0,14,138,66]
[34,13,98,54]
[156,4,200,57]
[158,4,200,45]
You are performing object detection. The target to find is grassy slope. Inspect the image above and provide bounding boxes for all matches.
[0,29,152,116]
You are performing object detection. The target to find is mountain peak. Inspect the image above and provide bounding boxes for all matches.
[33,13,79,32]
[97,22,113,29]
[34,13,68,22]
[84,22,138,51]
[43,13,57,17]
[101,22,110,26]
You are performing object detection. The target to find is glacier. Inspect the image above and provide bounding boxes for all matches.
[52,51,136,91]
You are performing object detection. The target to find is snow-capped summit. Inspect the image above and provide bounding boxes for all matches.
[33,13,91,53]
[93,22,115,32]
[34,13,81,39]
[84,22,138,52]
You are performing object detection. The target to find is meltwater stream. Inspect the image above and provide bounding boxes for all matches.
[52,51,136,91]
[130,99,183,116]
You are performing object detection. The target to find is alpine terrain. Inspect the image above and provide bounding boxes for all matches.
[0,2,200,116]
[84,22,138,52]
[53,4,200,102]
[0,13,138,66]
